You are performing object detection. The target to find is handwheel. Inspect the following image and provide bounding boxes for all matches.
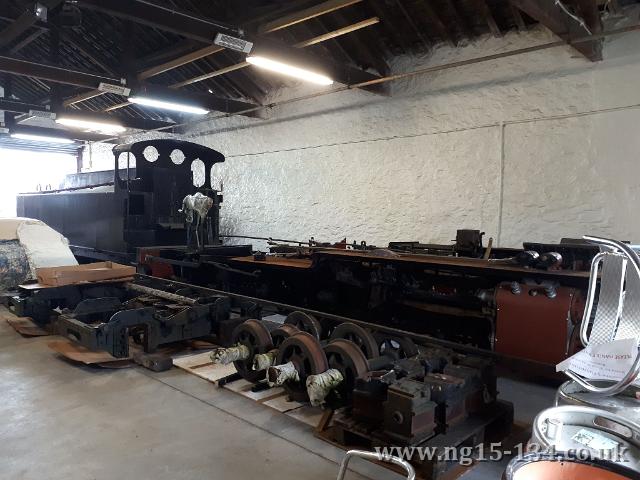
[284,311,323,340]
[330,323,379,359]
[274,331,328,401]
[323,339,369,406]
[231,319,273,383]
[270,323,299,348]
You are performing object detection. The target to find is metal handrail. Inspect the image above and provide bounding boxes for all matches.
[336,449,415,480]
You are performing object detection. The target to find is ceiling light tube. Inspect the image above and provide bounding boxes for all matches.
[128,96,209,115]
[246,55,333,85]
[11,133,74,144]
[56,116,126,134]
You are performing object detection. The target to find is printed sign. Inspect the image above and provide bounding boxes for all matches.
[214,33,253,53]
[557,337,639,385]
[98,82,131,96]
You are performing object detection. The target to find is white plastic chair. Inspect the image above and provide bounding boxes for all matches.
[562,236,640,396]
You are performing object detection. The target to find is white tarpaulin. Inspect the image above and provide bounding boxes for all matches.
[0,218,77,280]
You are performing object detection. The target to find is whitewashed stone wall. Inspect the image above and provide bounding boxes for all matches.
[86,14,640,248]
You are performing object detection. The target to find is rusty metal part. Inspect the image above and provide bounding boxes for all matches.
[322,338,370,407]
[270,323,299,348]
[126,283,197,304]
[231,319,273,382]
[329,323,379,359]
[383,378,437,444]
[135,274,499,359]
[273,331,328,401]
[284,311,323,340]
[494,282,582,365]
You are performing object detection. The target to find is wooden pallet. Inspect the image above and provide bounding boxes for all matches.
[173,351,325,427]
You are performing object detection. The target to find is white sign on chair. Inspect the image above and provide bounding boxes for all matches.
[557,338,640,386]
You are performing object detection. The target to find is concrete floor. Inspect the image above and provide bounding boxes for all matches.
[0,319,556,480]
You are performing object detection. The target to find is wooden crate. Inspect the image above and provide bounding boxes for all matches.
[36,262,135,287]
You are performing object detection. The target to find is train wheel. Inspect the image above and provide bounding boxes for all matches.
[329,322,379,359]
[231,319,273,382]
[284,311,323,340]
[323,339,369,406]
[270,323,300,348]
[274,332,328,401]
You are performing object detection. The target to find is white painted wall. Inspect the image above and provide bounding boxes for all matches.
[87,14,640,248]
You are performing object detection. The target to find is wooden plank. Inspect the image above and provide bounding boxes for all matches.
[173,351,239,383]
[285,405,325,427]
[230,256,313,269]
[293,17,380,48]
[184,363,237,383]
[169,62,250,89]
[18,277,131,291]
[138,45,224,80]
[258,0,363,33]
[262,393,306,412]
[172,351,218,369]
[36,261,135,287]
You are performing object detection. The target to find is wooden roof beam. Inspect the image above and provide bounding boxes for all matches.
[258,0,364,33]
[76,0,380,89]
[510,4,528,32]
[103,16,383,112]
[444,0,472,39]
[366,0,409,54]
[0,55,256,115]
[419,0,456,47]
[473,0,503,37]
[510,0,602,60]
[0,0,63,48]
[295,17,380,47]
[394,0,432,50]
[168,17,382,88]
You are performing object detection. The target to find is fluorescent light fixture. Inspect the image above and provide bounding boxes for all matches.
[11,133,73,144]
[246,55,333,85]
[56,116,126,134]
[128,96,209,115]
